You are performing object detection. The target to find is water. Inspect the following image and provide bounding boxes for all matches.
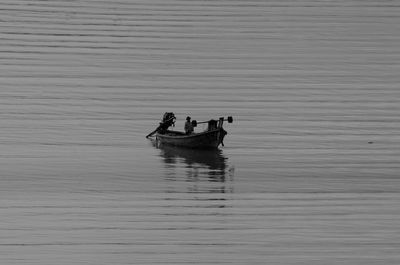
[1,0,400,264]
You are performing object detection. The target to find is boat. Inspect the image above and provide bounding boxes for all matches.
[156,127,227,149]
[147,113,232,149]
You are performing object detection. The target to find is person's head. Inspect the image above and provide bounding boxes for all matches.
[186,116,191,121]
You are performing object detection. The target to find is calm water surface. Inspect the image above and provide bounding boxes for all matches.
[1,0,400,264]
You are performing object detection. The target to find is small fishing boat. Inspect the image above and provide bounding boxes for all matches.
[156,127,227,149]
[146,113,232,149]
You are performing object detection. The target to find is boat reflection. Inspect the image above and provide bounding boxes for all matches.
[151,139,234,193]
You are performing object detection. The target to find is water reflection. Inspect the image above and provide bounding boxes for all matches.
[151,139,234,194]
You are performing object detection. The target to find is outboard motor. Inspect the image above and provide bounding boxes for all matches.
[159,112,176,133]
[146,112,177,138]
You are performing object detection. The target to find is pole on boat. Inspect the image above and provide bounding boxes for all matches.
[192,116,233,127]
[146,125,161,138]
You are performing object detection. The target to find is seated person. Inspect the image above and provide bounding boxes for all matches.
[184,116,194,134]
[207,119,218,131]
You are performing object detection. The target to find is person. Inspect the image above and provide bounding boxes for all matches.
[207,119,218,131]
[184,116,194,134]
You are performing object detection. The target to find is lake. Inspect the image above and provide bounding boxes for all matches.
[1,0,400,264]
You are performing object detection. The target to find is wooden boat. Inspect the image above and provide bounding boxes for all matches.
[147,113,232,149]
[156,128,227,149]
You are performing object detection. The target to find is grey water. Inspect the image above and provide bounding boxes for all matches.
[1,0,400,264]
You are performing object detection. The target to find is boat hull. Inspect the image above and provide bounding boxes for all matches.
[156,128,227,149]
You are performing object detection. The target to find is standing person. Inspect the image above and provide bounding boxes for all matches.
[184,116,194,134]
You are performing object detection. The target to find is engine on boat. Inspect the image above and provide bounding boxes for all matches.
[158,112,176,133]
